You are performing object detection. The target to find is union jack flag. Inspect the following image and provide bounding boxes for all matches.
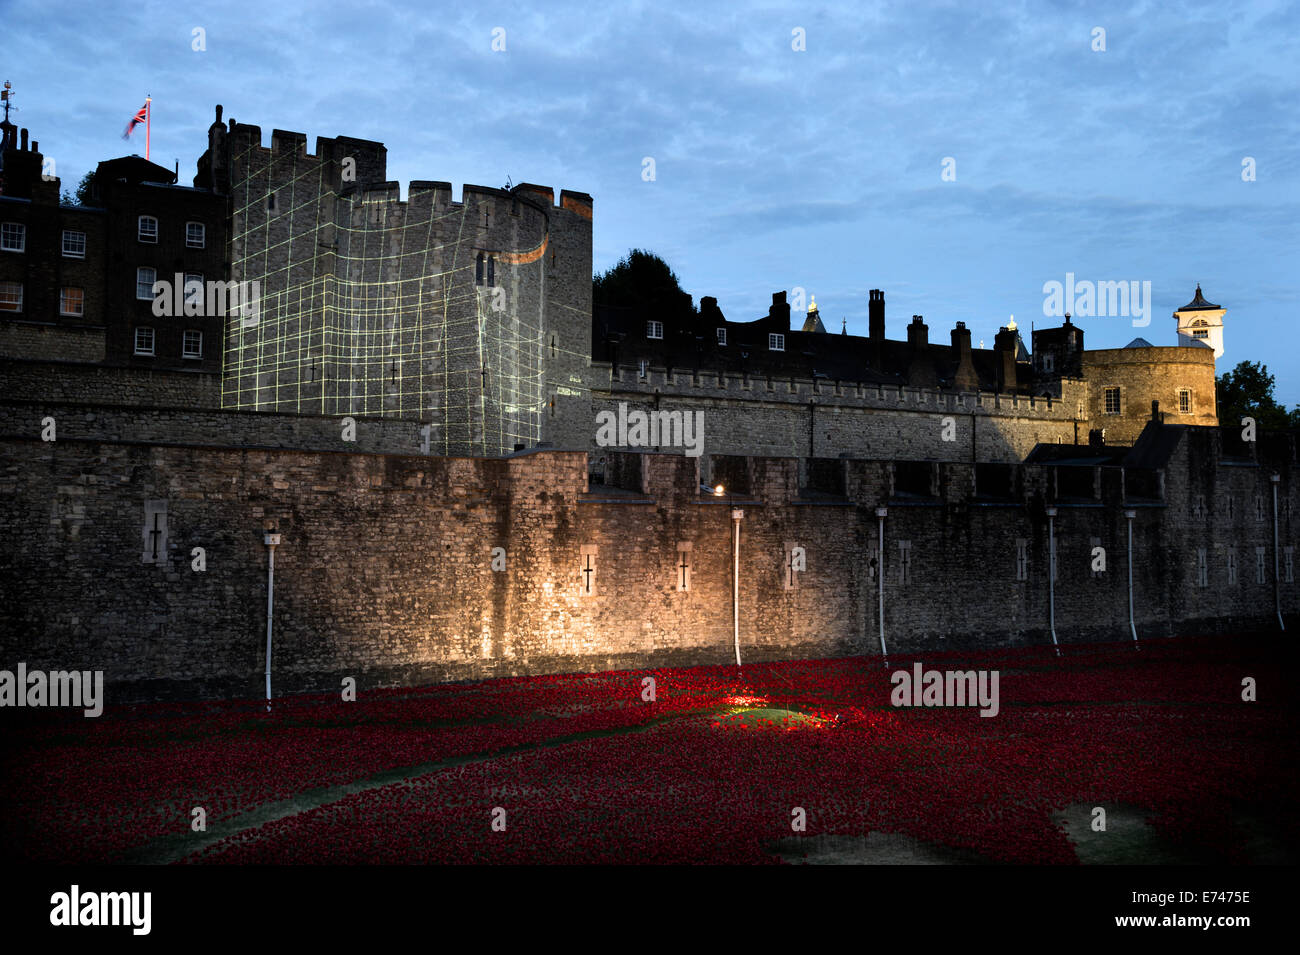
[123,101,148,139]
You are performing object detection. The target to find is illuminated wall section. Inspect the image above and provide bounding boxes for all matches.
[217,122,593,457]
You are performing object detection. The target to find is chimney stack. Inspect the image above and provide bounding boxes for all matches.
[906,316,937,387]
[769,291,791,331]
[994,326,1019,392]
[869,290,885,340]
[907,315,928,349]
[951,322,979,391]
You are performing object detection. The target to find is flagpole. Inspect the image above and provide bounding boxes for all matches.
[145,96,151,161]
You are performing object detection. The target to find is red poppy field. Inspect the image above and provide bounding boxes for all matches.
[2,634,1296,865]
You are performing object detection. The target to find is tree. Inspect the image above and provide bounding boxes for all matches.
[59,171,95,206]
[1216,360,1300,430]
[593,249,695,321]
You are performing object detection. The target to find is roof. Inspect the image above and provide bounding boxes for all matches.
[1122,422,1185,469]
[1177,285,1220,311]
[800,310,827,334]
[1124,337,1154,348]
[1024,444,1129,467]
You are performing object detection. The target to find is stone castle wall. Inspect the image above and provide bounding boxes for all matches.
[589,363,1090,470]
[0,358,221,409]
[1,409,1294,702]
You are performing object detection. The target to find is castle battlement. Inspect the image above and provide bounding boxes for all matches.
[599,360,1087,420]
[219,116,591,217]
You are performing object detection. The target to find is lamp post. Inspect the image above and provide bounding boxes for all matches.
[875,506,888,668]
[1272,474,1285,631]
[1124,509,1139,649]
[264,531,280,711]
[1046,507,1060,656]
[702,483,742,666]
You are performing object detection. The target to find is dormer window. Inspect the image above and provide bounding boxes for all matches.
[716,327,727,345]
[646,321,663,339]
[768,333,785,351]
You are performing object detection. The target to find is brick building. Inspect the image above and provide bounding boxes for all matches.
[0,110,227,382]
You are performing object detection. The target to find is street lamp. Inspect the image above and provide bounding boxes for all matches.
[701,482,742,667]
[875,506,888,668]
[264,530,281,711]
[1123,509,1139,649]
[1046,507,1060,656]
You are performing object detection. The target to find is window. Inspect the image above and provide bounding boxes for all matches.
[59,287,84,316]
[1178,389,1191,414]
[134,327,155,356]
[897,540,912,584]
[185,221,206,248]
[475,253,484,286]
[1227,547,1237,585]
[183,330,203,359]
[1015,539,1028,581]
[676,542,692,593]
[1193,329,1209,339]
[769,333,785,351]
[1255,494,1266,522]
[1104,387,1121,415]
[646,321,664,340]
[62,230,86,258]
[638,359,648,380]
[136,267,156,300]
[1256,547,1267,584]
[716,327,727,345]
[487,256,495,286]
[1042,353,1055,373]
[1,221,25,252]
[267,193,278,213]
[1196,548,1208,588]
[138,216,158,243]
[184,273,203,309]
[0,280,22,312]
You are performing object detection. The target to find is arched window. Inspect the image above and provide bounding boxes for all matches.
[475,253,484,286]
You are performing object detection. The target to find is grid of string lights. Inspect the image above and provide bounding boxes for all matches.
[220,139,555,457]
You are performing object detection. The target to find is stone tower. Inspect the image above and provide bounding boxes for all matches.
[1173,285,1224,359]
[195,106,593,457]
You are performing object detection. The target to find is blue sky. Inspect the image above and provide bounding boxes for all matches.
[8,0,1299,403]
